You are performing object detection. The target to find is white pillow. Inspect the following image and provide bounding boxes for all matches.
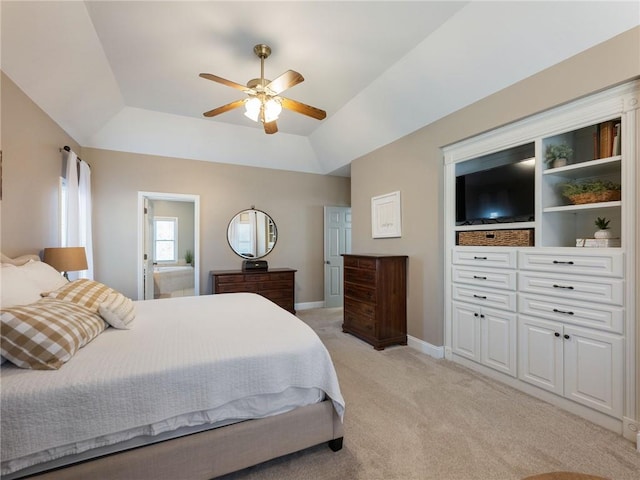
[0,264,42,308]
[99,292,136,329]
[20,260,68,292]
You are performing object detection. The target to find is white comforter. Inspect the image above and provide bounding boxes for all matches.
[1,293,345,475]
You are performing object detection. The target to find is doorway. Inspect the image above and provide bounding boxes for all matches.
[324,206,351,307]
[137,192,200,300]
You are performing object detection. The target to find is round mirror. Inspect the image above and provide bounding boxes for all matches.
[227,209,277,259]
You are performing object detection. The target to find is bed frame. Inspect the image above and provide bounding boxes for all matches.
[2,253,344,479]
[27,400,343,480]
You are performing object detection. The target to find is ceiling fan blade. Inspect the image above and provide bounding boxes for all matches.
[199,73,250,92]
[280,97,327,120]
[266,70,304,95]
[203,99,245,117]
[264,121,278,134]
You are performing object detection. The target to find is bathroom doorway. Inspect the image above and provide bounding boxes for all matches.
[137,192,200,300]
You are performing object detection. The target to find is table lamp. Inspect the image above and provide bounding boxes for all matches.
[43,247,88,279]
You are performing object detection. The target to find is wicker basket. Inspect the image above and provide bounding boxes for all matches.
[567,190,621,205]
[457,229,534,247]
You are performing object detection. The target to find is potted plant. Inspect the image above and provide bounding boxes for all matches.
[594,217,611,239]
[185,249,193,266]
[545,143,573,168]
[560,179,621,205]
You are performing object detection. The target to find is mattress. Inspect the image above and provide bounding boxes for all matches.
[1,293,345,477]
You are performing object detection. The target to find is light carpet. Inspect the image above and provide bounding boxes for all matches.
[220,307,640,480]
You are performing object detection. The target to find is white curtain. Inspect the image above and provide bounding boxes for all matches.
[78,160,93,279]
[64,150,93,280]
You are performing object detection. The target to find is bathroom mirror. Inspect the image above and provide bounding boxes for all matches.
[227,208,277,259]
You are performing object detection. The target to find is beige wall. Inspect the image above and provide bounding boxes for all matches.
[82,148,350,300]
[351,27,640,347]
[1,73,350,302]
[1,72,81,256]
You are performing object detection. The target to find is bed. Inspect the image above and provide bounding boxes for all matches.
[0,254,345,480]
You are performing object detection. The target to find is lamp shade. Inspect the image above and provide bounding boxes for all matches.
[43,247,88,273]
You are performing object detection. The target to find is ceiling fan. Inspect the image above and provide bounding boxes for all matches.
[200,44,327,134]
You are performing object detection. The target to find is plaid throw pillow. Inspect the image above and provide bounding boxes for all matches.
[45,279,115,313]
[1,299,106,370]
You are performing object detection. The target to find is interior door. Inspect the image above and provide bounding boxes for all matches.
[143,198,155,300]
[324,206,351,308]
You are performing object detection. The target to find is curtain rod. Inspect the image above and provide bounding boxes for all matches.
[60,145,90,167]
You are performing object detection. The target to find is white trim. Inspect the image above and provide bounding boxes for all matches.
[408,335,445,359]
[137,191,200,301]
[296,301,325,311]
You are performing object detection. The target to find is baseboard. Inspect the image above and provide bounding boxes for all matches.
[623,417,640,445]
[295,301,325,311]
[407,335,444,359]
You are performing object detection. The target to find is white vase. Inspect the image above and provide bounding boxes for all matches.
[594,229,612,239]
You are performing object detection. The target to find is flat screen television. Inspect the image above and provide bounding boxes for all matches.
[456,159,535,225]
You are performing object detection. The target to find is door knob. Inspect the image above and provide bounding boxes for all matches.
[325,261,330,265]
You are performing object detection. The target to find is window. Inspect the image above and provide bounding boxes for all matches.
[154,217,178,262]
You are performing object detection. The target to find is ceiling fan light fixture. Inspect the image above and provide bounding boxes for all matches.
[244,97,261,121]
[244,97,282,124]
[263,98,282,123]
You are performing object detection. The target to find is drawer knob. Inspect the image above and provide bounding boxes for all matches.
[564,334,570,340]
[473,275,487,280]
[552,260,574,265]
[553,308,574,316]
[554,332,560,337]
[473,294,487,300]
[474,256,488,260]
[552,284,574,290]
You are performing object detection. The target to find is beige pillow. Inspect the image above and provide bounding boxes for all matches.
[45,279,115,313]
[99,292,136,329]
[1,298,106,370]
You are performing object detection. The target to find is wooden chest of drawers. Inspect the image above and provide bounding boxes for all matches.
[342,254,407,350]
[210,268,296,314]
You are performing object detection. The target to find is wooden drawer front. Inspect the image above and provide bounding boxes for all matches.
[260,288,293,301]
[519,294,623,334]
[344,267,376,285]
[255,280,293,291]
[452,266,516,291]
[518,272,623,306]
[216,282,257,294]
[216,274,246,284]
[343,256,377,270]
[518,251,623,277]
[344,282,376,303]
[344,298,376,334]
[453,249,517,269]
[452,284,516,312]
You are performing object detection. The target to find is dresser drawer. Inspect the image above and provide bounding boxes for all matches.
[519,294,624,334]
[344,267,377,285]
[452,266,516,291]
[518,251,623,277]
[344,282,376,303]
[452,284,516,312]
[518,272,623,306]
[216,283,257,294]
[343,298,376,334]
[343,256,377,270]
[453,248,517,269]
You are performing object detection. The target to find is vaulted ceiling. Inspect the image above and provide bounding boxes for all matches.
[2,1,638,176]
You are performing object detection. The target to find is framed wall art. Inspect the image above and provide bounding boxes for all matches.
[371,191,401,238]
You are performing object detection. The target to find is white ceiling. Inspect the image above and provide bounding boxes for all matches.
[2,1,639,176]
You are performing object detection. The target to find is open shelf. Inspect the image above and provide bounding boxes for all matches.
[543,201,621,213]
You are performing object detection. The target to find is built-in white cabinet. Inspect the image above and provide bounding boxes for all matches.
[519,315,623,418]
[443,80,638,442]
[451,248,517,377]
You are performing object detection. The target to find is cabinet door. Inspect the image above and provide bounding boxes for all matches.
[518,316,563,395]
[563,325,623,417]
[452,302,480,362]
[481,307,517,377]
